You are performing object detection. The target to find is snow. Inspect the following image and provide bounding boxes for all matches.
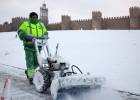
[0,30,140,97]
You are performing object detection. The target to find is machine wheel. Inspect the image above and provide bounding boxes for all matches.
[33,68,51,93]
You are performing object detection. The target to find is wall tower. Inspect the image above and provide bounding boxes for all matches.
[61,15,71,30]
[92,11,102,30]
[129,7,140,29]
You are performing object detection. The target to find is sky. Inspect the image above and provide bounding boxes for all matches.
[0,0,140,24]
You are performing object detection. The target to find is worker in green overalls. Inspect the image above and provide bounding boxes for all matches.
[17,12,48,84]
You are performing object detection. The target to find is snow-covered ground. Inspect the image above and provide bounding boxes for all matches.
[0,30,140,99]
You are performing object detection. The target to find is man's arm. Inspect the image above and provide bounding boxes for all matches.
[17,22,27,41]
[18,30,27,41]
[17,22,34,41]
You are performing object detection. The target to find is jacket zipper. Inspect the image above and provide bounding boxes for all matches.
[35,24,38,37]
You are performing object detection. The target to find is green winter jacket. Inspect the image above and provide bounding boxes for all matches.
[18,20,48,46]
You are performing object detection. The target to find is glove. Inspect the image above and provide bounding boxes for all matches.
[31,37,36,42]
[25,34,35,42]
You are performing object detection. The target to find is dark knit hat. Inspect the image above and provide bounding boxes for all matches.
[29,12,38,18]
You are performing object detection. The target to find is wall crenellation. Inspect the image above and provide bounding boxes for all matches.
[103,16,129,21]
[72,18,91,22]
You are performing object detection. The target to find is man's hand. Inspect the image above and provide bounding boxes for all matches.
[31,37,36,42]
[25,34,34,41]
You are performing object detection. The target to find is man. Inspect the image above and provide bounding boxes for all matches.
[17,12,48,84]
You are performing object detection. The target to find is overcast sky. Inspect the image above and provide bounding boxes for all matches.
[0,0,140,24]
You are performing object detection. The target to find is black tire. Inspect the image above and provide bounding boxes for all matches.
[33,68,51,93]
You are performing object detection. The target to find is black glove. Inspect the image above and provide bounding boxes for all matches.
[31,37,36,42]
[25,34,34,41]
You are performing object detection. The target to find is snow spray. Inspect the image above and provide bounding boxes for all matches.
[56,86,124,100]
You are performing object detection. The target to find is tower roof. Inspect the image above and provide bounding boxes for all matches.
[42,0,46,8]
[43,3,46,7]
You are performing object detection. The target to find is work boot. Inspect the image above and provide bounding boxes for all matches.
[25,70,29,78]
[28,78,33,85]
[25,70,33,85]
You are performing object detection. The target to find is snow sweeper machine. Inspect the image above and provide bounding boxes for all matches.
[32,38,104,100]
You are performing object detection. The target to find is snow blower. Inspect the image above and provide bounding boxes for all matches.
[33,38,105,100]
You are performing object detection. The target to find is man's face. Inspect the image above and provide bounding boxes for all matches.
[32,15,38,20]
[30,15,38,24]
